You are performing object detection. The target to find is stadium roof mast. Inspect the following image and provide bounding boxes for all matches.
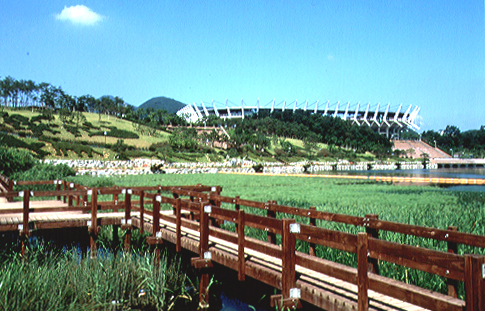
[401,104,412,127]
[241,98,244,119]
[362,103,371,126]
[282,99,287,112]
[333,101,339,118]
[323,101,329,116]
[408,106,421,130]
[226,99,232,117]
[343,101,350,120]
[212,100,219,117]
[257,98,260,113]
[303,100,309,111]
[293,99,298,112]
[201,101,209,117]
[393,103,402,127]
[383,103,391,127]
[270,99,275,113]
[371,103,380,127]
[352,102,361,125]
[313,100,319,114]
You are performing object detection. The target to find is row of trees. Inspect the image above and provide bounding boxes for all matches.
[0,76,130,117]
[0,76,188,127]
[422,125,485,158]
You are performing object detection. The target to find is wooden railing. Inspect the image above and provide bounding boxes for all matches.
[147,187,485,311]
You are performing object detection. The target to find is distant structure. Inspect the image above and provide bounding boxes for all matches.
[176,99,421,138]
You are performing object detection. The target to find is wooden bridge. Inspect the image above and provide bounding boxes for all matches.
[0,174,484,311]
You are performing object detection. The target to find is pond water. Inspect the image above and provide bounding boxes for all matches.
[314,168,485,192]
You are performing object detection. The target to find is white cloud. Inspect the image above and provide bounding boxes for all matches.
[55,5,104,26]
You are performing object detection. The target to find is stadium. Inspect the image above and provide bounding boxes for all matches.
[176,99,421,139]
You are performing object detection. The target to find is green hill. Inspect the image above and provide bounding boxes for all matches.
[138,97,186,114]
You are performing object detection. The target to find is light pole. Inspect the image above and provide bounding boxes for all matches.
[104,131,107,145]
[450,148,453,158]
[433,140,436,149]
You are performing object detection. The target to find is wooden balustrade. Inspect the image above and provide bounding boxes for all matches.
[170,187,485,310]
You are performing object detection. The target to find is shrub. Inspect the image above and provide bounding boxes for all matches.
[0,133,48,157]
[252,163,264,173]
[0,147,38,176]
[51,141,101,158]
[12,163,76,190]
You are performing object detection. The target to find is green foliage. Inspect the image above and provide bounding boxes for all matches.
[12,163,76,190]
[0,248,193,311]
[169,128,199,151]
[0,146,38,176]
[51,141,102,158]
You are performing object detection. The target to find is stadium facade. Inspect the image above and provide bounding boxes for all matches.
[176,99,420,139]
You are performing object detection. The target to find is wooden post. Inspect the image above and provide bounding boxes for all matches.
[357,232,369,311]
[139,191,144,233]
[151,195,163,265]
[56,181,60,201]
[21,189,30,257]
[172,191,179,215]
[199,202,209,256]
[8,179,14,202]
[309,206,316,256]
[447,226,458,298]
[267,200,277,245]
[68,183,73,207]
[112,224,119,251]
[113,192,119,212]
[238,209,245,281]
[82,187,88,209]
[234,196,240,232]
[176,198,182,252]
[198,201,210,309]
[90,188,98,259]
[365,214,379,274]
[63,181,67,203]
[464,254,485,311]
[124,189,132,252]
[75,184,80,207]
[282,219,296,298]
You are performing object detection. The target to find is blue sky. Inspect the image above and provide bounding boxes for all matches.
[1,1,483,132]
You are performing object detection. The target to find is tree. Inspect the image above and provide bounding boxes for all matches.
[0,76,14,108]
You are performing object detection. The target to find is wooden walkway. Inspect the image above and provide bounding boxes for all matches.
[0,177,483,311]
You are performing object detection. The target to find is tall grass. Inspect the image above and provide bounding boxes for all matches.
[0,245,193,311]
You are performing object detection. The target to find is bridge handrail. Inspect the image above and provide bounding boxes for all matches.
[171,188,485,249]
[169,187,484,310]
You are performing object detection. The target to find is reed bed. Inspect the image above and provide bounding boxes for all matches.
[0,244,193,311]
